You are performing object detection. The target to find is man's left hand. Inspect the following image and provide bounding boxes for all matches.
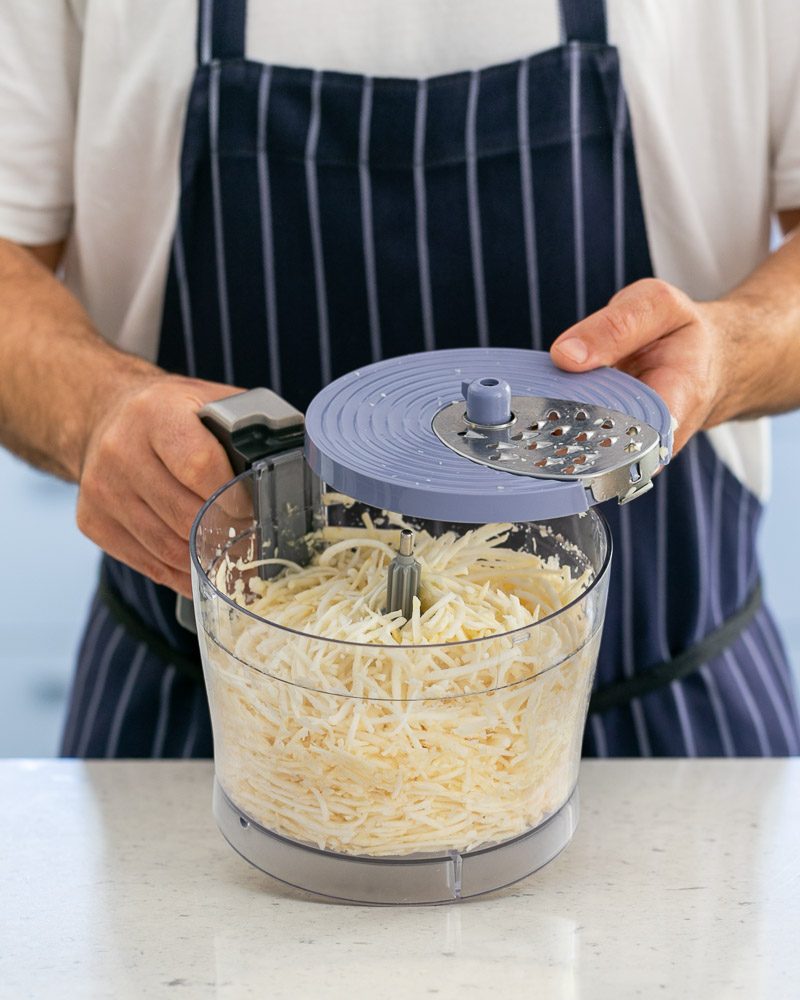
[550,278,745,454]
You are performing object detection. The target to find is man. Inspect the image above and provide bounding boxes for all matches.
[1,0,799,757]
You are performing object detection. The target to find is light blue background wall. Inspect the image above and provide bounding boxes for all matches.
[1,414,798,757]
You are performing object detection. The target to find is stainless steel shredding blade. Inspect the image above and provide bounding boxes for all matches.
[432,378,662,505]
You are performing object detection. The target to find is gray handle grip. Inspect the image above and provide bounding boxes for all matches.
[176,388,305,634]
[198,388,304,476]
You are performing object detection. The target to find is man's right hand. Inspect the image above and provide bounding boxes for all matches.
[0,239,249,598]
[77,374,243,598]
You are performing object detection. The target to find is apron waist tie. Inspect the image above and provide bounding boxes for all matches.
[588,580,762,715]
[96,566,762,711]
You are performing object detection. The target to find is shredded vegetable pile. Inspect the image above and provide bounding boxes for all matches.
[202,515,600,857]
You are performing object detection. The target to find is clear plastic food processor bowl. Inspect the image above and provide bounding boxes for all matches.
[191,456,611,904]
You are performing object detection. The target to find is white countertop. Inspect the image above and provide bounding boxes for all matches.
[1,759,798,999]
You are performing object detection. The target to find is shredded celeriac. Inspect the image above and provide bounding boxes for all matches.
[201,518,600,857]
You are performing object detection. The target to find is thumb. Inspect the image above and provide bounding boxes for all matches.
[183,378,247,409]
[550,279,694,371]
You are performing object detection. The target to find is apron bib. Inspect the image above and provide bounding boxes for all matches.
[60,0,800,758]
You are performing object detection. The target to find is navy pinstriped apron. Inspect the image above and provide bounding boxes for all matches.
[60,0,800,759]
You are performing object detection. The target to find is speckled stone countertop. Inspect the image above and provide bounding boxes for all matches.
[1,759,797,999]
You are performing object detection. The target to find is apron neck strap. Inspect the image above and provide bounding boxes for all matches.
[559,0,607,44]
[194,0,605,63]
[196,0,247,65]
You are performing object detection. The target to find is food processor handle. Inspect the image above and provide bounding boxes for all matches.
[175,387,306,633]
[198,388,305,475]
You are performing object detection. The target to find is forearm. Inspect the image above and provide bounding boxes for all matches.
[0,238,158,480]
[710,218,800,423]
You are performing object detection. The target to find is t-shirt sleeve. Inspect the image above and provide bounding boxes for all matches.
[0,0,82,245]
[767,0,800,212]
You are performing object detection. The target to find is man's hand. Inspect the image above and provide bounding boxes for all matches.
[550,210,800,456]
[77,375,242,598]
[0,239,248,597]
[550,279,735,453]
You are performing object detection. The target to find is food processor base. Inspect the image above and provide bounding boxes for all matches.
[213,780,579,905]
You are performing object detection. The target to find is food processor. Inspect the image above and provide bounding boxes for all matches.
[187,347,672,903]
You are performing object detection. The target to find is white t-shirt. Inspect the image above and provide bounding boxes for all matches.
[2,0,800,500]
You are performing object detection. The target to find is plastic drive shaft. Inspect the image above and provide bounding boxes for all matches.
[385,529,422,622]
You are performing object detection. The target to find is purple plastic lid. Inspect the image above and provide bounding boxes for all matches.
[304,348,673,523]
